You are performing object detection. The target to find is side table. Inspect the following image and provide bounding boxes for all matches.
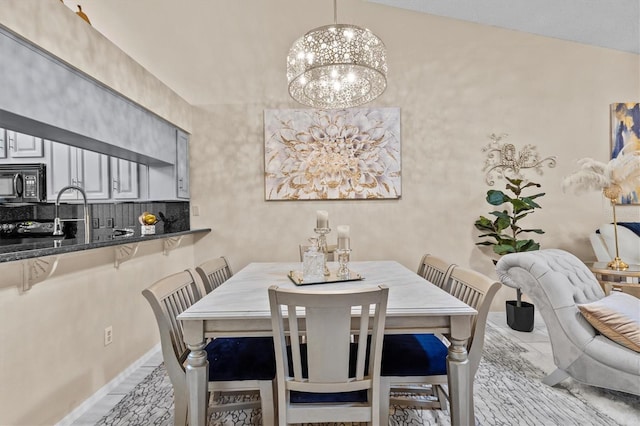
[586,262,640,298]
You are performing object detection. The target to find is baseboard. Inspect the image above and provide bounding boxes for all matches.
[55,343,161,426]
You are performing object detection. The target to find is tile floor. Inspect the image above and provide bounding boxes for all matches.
[69,311,555,425]
[70,350,165,425]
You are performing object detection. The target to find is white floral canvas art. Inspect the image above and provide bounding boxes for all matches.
[264,107,401,200]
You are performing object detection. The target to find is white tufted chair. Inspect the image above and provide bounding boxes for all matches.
[496,249,640,395]
[589,223,640,265]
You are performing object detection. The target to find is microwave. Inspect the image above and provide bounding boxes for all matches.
[0,164,46,203]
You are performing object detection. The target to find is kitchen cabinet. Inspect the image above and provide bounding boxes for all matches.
[0,128,5,159]
[176,130,189,199]
[148,129,190,200]
[0,129,44,162]
[46,141,110,201]
[110,157,139,199]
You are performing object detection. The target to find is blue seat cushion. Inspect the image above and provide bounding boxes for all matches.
[618,222,640,237]
[288,343,368,404]
[205,337,276,381]
[381,334,448,377]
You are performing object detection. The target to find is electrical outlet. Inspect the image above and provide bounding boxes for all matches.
[92,218,100,229]
[192,205,200,216]
[106,218,114,228]
[104,326,113,346]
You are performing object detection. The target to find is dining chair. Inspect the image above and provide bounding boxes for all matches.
[380,266,501,422]
[195,256,233,294]
[142,269,276,426]
[268,284,389,425]
[417,253,457,290]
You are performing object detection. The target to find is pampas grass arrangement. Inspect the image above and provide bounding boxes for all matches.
[562,145,640,269]
[562,145,640,200]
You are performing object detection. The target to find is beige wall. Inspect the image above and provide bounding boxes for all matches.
[0,2,197,425]
[0,240,197,425]
[0,1,639,425]
[0,0,192,133]
[188,7,640,296]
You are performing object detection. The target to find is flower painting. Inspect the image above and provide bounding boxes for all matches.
[264,108,401,200]
[610,103,640,204]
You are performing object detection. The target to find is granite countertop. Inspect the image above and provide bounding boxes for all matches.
[0,228,211,263]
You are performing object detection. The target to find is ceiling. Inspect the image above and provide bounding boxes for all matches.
[370,0,639,55]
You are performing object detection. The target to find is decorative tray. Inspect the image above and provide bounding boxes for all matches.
[288,270,364,286]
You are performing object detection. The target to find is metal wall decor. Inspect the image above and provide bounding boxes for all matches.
[482,133,556,186]
[264,107,401,200]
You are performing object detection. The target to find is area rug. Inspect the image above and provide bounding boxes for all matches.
[96,325,640,425]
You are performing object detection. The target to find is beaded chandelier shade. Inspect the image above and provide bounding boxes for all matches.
[286,1,387,109]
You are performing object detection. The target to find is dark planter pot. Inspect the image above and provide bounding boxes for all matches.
[506,300,535,332]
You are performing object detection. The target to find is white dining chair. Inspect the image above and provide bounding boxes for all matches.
[142,269,276,426]
[268,284,389,425]
[195,256,233,294]
[380,267,501,422]
[417,253,456,290]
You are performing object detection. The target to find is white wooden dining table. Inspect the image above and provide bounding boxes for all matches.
[178,260,477,426]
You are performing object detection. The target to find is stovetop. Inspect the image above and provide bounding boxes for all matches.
[0,220,56,238]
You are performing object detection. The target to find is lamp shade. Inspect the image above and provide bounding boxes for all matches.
[287,24,387,109]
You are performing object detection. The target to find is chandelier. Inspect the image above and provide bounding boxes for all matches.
[286,0,387,109]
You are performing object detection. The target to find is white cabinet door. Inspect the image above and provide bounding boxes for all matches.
[46,141,109,201]
[46,141,76,201]
[7,131,44,158]
[0,129,6,159]
[80,149,110,200]
[147,129,190,200]
[176,130,189,199]
[110,157,139,199]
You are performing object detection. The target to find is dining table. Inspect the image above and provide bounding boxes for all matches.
[178,260,478,426]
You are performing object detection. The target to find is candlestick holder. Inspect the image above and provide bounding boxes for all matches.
[314,227,331,276]
[336,248,352,278]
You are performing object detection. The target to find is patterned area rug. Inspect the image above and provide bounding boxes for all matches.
[96,325,640,425]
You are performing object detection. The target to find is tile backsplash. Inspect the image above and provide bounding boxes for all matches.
[0,201,190,241]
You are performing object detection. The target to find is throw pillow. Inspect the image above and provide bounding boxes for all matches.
[577,292,640,352]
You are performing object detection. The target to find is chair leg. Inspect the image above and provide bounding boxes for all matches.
[259,381,275,426]
[542,368,570,386]
[379,378,391,425]
[173,393,188,426]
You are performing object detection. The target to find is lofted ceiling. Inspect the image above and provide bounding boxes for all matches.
[370,0,640,55]
[61,0,639,106]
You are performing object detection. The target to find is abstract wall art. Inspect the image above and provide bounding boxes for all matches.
[610,102,640,204]
[264,107,401,200]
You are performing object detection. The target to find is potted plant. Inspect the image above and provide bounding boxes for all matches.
[474,177,545,332]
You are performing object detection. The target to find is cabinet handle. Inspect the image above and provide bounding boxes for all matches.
[178,178,183,189]
[113,179,119,192]
[8,133,14,151]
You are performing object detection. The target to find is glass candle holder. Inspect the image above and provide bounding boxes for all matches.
[314,227,331,276]
[336,248,352,278]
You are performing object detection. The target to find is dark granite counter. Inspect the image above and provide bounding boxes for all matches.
[0,228,211,263]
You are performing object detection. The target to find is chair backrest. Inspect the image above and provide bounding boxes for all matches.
[417,254,456,290]
[268,284,389,421]
[195,256,233,294]
[142,270,207,391]
[447,267,501,376]
[598,223,640,265]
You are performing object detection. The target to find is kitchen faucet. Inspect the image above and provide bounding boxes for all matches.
[53,185,91,244]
